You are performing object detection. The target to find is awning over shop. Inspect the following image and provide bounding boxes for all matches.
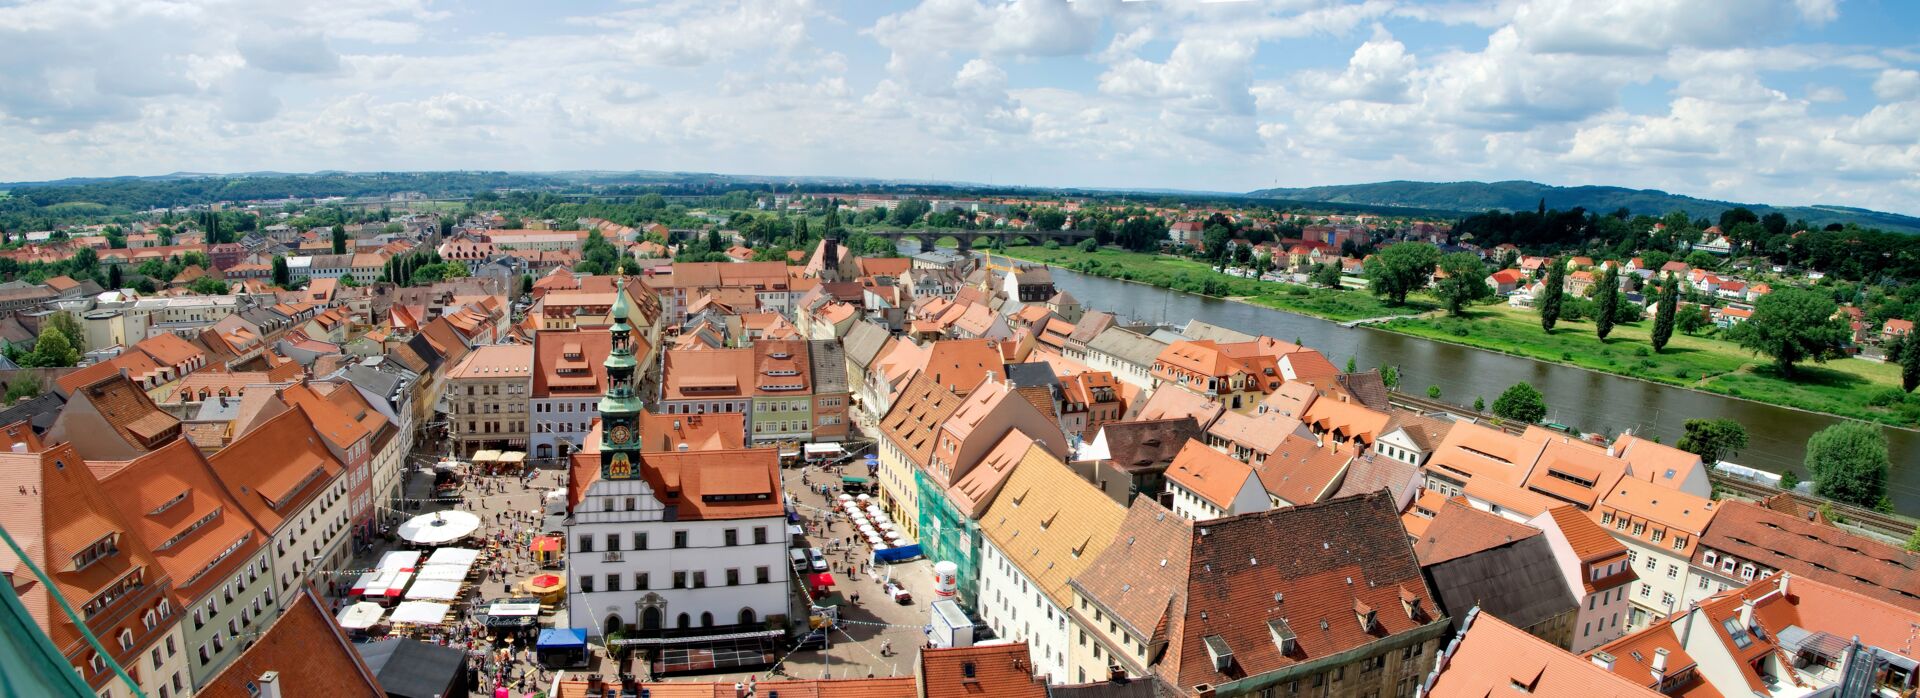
[804,443,843,456]
[472,449,503,462]
[840,475,870,485]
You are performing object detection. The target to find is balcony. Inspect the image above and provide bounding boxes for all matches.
[602,551,625,563]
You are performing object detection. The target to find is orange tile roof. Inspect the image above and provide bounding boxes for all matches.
[1300,397,1390,445]
[533,330,612,397]
[946,430,1033,518]
[96,439,266,600]
[1590,477,1716,557]
[1413,499,1543,565]
[1695,500,1920,612]
[1429,611,1661,698]
[1253,434,1354,506]
[133,332,207,368]
[273,382,371,451]
[207,406,345,532]
[638,411,746,452]
[919,643,1048,698]
[1426,421,1547,486]
[1543,504,1625,562]
[1166,439,1258,509]
[445,344,532,380]
[1523,439,1628,509]
[0,441,175,653]
[1609,433,1704,490]
[198,588,383,698]
[922,339,1006,395]
[54,361,118,396]
[663,348,754,399]
[568,431,783,520]
[1462,475,1557,519]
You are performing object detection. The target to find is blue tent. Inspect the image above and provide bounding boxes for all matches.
[536,628,589,668]
[538,628,586,648]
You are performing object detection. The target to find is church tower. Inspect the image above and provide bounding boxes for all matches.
[599,277,643,480]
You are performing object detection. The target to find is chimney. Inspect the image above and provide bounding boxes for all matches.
[734,682,747,698]
[256,671,282,698]
[1591,651,1616,671]
[1778,572,1790,597]
[1651,648,1669,677]
[1739,599,1755,630]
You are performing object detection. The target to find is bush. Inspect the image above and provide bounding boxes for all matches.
[1635,346,1650,357]
[1077,239,1097,252]
[1043,239,1061,250]
[1866,387,1907,407]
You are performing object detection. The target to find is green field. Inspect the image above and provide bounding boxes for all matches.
[1384,304,1919,428]
[1000,245,1432,322]
[1001,244,1916,427]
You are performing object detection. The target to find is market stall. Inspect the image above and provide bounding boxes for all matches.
[522,573,566,605]
[535,628,589,669]
[390,601,452,626]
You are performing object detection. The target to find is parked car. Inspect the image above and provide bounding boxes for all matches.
[791,549,810,571]
[807,547,828,572]
[885,581,912,604]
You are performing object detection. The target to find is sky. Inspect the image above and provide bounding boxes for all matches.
[2,0,1918,215]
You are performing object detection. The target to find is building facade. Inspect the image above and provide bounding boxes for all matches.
[444,344,534,457]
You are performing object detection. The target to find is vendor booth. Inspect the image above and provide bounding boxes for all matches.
[536,628,590,669]
[357,638,469,698]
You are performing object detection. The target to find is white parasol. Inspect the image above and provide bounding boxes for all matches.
[397,510,481,545]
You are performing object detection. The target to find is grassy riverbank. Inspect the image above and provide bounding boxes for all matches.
[999,245,1434,322]
[1000,245,1919,428]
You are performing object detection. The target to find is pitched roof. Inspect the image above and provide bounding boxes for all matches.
[978,444,1128,610]
[1415,499,1544,565]
[1134,386,1223,430]
[919,643,1048,698]
[95,439,267,600]
[1426,421,1546,486]
[569,427,783,520]
[947,430,1034,518]
[1695,499,1920,611]
[1591,477,1716,557]
[879,373,963,468]
[198,588,384,698]
[1172,492,1440,688]
[1070,496,1192,647]
[1165,439,1258,509]
[1300,397,1391,445]
[1253,435,1354,506]
[1331,451,1422,504]
[637,411,746,453]
[663,348,754,399]
[1427,611,1661,698]
[1097,417,1202,476]
[206,405,345,532]
[1543,504,1626,562]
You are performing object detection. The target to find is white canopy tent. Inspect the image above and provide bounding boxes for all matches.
[376,550,422,573]
[336,602,385,630]
[390,601,452,625]
[406,580,463,601]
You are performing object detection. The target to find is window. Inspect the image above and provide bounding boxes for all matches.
[754,527,768,545]
[635,532,648,550]
[693,571,707,588]
[1661,592,1674,607]
[606,574,621,592]
[1667,564,1679,579]
[606,533,620,551]
[1740,564,1756,580]
[1640,584,1651,598]
[577,535,594,552]
[673,572,687,589]
[727,569,740,586]
[580,576,594,593]
[1703,551,1718,567]
[1722,617,1752,648]
[1644,556,1656,571]
[635,572,650,590]
[756,566,770,584]
[674,531,688,548]
[724,529,738,546]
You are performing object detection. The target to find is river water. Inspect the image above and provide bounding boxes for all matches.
[1014,261,1920,512]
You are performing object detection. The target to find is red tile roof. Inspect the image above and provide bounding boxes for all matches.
[569,427,783,520]
[198,588,383,698]
[1172,492,1440,688]
[533,330,612,398]
[207,406,345,532]
[96,439,267,600]
[1252,434,1353,506]
[1429,610,1661,697]
[1695,500,1920,611]
[1413,499,1542,565]
[920,643,1048,698]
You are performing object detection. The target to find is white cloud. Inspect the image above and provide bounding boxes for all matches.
[1873,69,1920,101]
[0,0,1913,216]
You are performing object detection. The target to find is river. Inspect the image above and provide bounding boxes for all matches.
[1012,261,1920,513]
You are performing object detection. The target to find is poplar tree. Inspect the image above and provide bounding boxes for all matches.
[1540,257,1565,332]
[1651,272,1678,352]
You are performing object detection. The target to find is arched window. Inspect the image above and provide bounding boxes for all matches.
[641,607,662,630]
[738,608,757,626]
[676,613,691,629]
[603,614,623,634]
[701,612,714,627]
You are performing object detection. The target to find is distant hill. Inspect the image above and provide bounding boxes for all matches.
[1246,180,1920,233]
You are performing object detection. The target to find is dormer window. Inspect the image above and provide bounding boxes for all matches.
[72,534,120,572]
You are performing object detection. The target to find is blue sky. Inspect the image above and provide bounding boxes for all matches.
[2,0,1917,214]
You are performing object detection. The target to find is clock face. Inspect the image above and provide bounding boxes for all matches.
[609,425,632,444]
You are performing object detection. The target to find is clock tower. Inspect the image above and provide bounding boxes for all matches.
[599,277,643,480]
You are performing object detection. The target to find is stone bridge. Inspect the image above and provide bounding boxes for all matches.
[864,227,1092,252]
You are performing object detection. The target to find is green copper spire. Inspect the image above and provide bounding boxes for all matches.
[598,275,642,417]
